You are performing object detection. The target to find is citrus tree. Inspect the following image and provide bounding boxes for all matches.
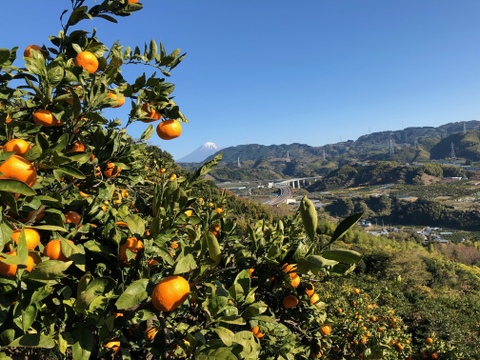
[0,1,389,359]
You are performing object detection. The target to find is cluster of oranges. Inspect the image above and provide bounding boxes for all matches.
[141,102,183,140]
[24,44,183,142]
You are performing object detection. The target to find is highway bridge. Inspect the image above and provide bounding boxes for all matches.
[264,176,322,206]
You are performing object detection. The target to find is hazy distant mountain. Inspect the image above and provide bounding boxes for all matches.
[190,120,480,181]
[177,142,223,163]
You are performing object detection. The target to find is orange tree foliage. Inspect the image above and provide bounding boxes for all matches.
[0,1,415,359]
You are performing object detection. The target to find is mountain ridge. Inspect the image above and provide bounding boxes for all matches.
[178,120,480,181]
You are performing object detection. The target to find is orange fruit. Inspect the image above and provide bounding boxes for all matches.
[215,207,223,215]
[431,353,439,360]
[184,209,193,217]
[310,293,320,305]
[24,44,43,58]
[65,211,81,225]
[290,274,301,288]
[11,228,41,250]
[156,119,182,140]
[141,103,162,122]
[248,268,255,278]
[251,325,265,339]
[320,325,332,336]
[3,139,31,156]
[103,162,121,178]
[170,241,179,249]
[119,237,144,264]
[44,239,73,261]
[74,51,99,74]
[151,275,190,312]
[128,0,139,3]
[282,263,297,273]
[283,294,299,309]
[337,307,343,313]
[426,337,433,344]
[305,283,315,297]
[0,251,35,276]
[144,327,158,341]
[353,288,361,295]
[32,109,58,127]
[0,155,37,187]
[69,141,86,152]
[106,92,125,108]
[104,340,120,354]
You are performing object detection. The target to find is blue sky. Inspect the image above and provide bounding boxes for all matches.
[1,1,480,160]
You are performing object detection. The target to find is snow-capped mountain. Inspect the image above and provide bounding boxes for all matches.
[176,142,223,163]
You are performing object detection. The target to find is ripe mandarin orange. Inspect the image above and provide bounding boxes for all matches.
[283,294,299,309]
[106,92,125,108]
[156,119,182,140]
[141,103,162,122]
[282,263,297,273]
[24,44,43,58]
[320,325,332,336]
[128,0,139,3]
[0,251,35,276]
[69,141,86,152]
[0,155,37,187]
[310,293,320,305]
[251,325,265,339]
[144,327,158,341]
[151,275,190,312]
[44,239,74,261]
[119,237,144,264]
[305,283,315,297]
[3,139,31,156]
[74,51,99,74]
[104,340,120,354]
[65,211,81,225]
[103,162,121,178]
[290,274,301,288]
[11,228,41,250]
[33,109,58,127]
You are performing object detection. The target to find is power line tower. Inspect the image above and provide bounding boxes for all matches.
[451,142,456,161]
[286,151,290,162]
[237,157,241,168]
[322,149,326,161]
[389,139,394,157]
[414,139,418,150]
[464,122,467,135]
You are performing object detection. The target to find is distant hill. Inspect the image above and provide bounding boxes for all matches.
[179,121,480,181]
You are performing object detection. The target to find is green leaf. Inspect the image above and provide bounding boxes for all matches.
[0,49,11,64]
[125,214,145,236]
[0,179,36,196]
[115,279,148,310]
[300,255,338,275]
[320,249,362,264]
[299,196,317,240]
[197,348,237,360]
[214,326,235,346]
[9,334,55,349]
[192,153,223,181]
[72,327,93,360]
[27,260,72,280]
[53,166,86,180]
[326,212,363,247]
[204,230,221,266]
[173,253,197,274]
[140,124,154,140]
[47,65,64,86]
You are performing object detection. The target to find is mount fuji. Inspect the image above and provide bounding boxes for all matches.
[177,142,223,163]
